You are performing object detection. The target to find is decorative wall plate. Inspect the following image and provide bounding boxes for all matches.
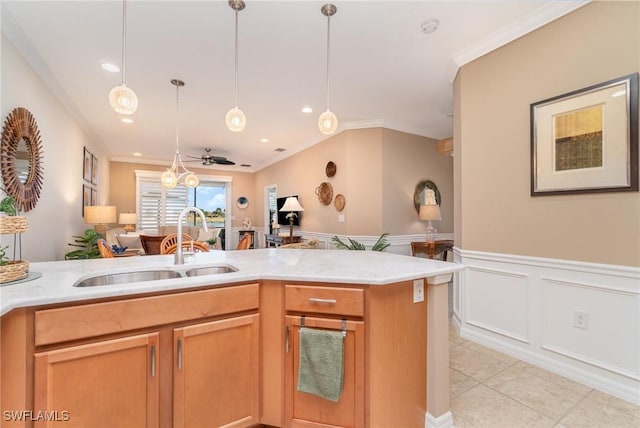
[315,182,333,205]
[236,196,248,209]
[334,194,345,212]
[325,161,337,177]
[0,107,44,212]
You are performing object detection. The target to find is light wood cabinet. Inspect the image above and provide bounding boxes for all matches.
[34,333,159,428]
[173,314,259,428]
[284,315,364,428]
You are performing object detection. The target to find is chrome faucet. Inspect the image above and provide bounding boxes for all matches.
[175,207,208,265]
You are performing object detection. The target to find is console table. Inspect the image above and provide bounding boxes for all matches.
[238,230,255,249]
[265,235,301,247]
[411,240,454,260]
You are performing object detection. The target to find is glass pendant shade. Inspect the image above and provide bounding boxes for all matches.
[318,110,338,135]
[226,107,246,132]
[109,84,138,115]
[184,173,200,188]
[161,170,177,188]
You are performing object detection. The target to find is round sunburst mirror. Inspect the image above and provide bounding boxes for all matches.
[1,108,44,212]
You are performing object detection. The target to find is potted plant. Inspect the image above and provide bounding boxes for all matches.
[331,233,390,252]
[65,229,102,260]
[0,196,17,216]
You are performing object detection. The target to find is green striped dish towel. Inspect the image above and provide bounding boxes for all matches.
[297,327,345,402]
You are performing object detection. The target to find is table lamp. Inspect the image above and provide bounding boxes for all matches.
[119,212,137,233]
[419,189,441,243]
[84,205,116,236]
[279,197,304,240]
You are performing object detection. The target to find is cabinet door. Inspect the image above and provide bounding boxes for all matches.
[173,314,260,428]
[285,316,365,428]
[34,333,159,428]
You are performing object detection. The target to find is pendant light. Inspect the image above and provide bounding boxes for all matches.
[225,0,247,132]
[161,79,199,189]
[109,0,138,115]
[318,3,338,135]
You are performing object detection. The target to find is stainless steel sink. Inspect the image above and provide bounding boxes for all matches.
[184,265,238,277]
[74,270,184,287]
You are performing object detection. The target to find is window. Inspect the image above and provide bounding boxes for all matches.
[135,171,232,236]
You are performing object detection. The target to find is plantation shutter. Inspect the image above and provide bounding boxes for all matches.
[136,172,188,233]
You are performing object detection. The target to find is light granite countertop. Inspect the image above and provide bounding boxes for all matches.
[0,249,464,316]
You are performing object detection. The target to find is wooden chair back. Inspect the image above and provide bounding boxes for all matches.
[97,239,114,258]
[139,235,166,255]
[160,233,193,255]
[163,241,210,255]
[237,233,252,250]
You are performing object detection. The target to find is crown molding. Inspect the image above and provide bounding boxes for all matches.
[446,1,590,84]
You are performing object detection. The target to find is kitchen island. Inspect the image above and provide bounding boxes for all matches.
[0,249,463,428]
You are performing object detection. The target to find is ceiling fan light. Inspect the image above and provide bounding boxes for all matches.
[109,84,138,115]
[318,110,338,134]
[161,170,177,188]
[226,107,246,132]
[184,173,199,188]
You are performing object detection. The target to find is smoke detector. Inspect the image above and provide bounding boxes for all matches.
[421,19,439,34]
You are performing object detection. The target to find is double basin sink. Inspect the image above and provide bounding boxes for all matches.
[74,265,238,287]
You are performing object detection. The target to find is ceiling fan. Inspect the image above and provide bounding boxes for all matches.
[186,148,236,166]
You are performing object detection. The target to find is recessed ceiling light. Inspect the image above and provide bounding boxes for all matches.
[133,152,142,157]
[260,138,269,143]
[101,62,120,73]
[301,107,313,114]
[121,117,134,124]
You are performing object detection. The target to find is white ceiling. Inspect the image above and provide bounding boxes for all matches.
[2,0,586,172]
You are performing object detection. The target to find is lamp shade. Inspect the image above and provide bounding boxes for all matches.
[109,84,138,115]
[279,197,304,212]
[419,204,441,221]
[85,206,117,225]
[119,213,137,225]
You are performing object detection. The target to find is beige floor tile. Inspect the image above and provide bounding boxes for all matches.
[450,368,479,398]
[559,393,640,428]
[450,343,513,382]
[512,361,593,396]
[485,365,589,421]
[586,389,640,417]
[459,340,519,365]
[451,384,555,428]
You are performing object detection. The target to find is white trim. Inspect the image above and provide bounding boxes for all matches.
[425,411,454,428]
[447,1,590,83]
[456,248,640,405]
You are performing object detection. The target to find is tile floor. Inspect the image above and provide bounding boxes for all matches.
[449,324,640,427]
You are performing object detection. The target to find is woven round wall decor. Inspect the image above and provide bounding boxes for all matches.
[315,182,333,205]
[334,194,345,212]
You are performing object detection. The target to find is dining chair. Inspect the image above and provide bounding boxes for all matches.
[97,239,114,258]
[160,233,193,255]
[139,235,166,255]
[237,233,252,250]
[162,241,210,255]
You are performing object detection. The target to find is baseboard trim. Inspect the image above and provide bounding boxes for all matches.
[425,411,454,428]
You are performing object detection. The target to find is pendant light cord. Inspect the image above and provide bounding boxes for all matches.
[325,14,331,111]
[234,10,239,108]
[121,0,127,86]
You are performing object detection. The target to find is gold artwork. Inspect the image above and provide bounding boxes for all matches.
[554,105,603,171]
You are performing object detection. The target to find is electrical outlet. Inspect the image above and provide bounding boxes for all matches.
[573,311,588,330]
[338,214,345,223]
[413,279,424,303]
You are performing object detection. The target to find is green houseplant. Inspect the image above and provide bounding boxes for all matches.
[65,229,102,260]
[0,196,17,216]
[331,233,390,252]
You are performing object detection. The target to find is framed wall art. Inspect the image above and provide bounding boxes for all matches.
[83,147,92,183]
[82,184,91,216]
[91,154,98,185]
[530,73,638,196]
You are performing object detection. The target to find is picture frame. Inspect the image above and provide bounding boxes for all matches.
[91,154,98,185]
[91,188,98,206]
[530,73,638,196]
[82,184,91,216]
[83,147,92,183]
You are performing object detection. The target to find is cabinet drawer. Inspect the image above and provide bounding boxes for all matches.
[35,283,259,346]
[285,284,364,317]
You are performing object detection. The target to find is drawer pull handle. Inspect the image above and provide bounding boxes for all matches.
[150,344,156,377]
[309,298,337,304]
[285,325,290,353]
[177,338,183,370]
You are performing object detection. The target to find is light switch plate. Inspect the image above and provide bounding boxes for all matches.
[338,214,345,223]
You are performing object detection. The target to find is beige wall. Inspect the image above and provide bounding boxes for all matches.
[109,161,257,228]
[455,1,640,266]
[381,128,453,235]
[255,127,453,236]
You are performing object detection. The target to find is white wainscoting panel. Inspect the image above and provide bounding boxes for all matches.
[465,267,530,343]
[454,249,640,405]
